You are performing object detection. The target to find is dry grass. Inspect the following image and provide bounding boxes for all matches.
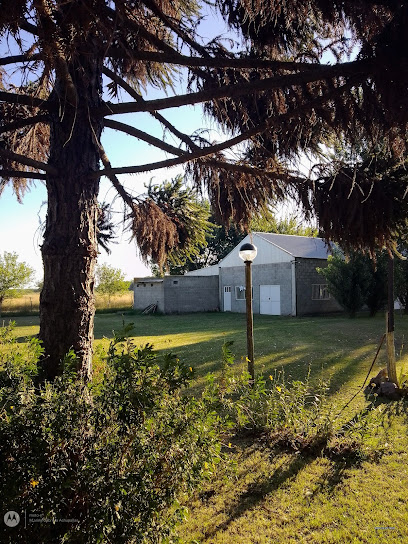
[1,290,134,314]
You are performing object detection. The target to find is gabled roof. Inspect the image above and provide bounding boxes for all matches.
[254,232,332,259]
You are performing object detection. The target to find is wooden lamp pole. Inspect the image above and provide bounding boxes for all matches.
[239,243,257,384]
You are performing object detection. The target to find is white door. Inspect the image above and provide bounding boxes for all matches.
[260,285,281,315]
[223,286,232,311]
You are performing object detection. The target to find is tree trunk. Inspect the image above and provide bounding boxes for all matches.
[39,51,103,381]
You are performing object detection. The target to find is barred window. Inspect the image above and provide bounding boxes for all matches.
[312,284,331,300]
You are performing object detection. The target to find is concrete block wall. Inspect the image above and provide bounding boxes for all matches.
[295,258,342,315]
[163,275,219,313]
[133,281,165,312]
[219,263,293,315]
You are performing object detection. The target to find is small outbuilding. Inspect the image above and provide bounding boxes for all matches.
[133,274,219,314]
[133,233,342,316]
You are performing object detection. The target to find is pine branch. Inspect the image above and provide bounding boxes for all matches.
[103,66,198,150]
[20,20,39,35]
[106,48,326,71]
[35,0,78,107]
[95,79,355,178]
[141,0,209,58]
[104,119,184,156]
[0,169,47,180]
[0,114,50,135]
[105,5,178,56]
[96,59,372,116]
[0,53,42,66]
[0,90,48,109]
[0,148,56,174]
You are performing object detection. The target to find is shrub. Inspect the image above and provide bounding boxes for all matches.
[0,323,222,544]
[204,342,333,442]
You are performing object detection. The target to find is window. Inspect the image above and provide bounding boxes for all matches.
[312,284,331,300]
[235,286,246,300]
[173,280,179,285]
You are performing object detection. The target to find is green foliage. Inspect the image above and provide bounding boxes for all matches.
[96,264,130,304]
[147,176,214,274]
[251,211,318,237]
[204,358,333,443]
[97,202,117,255]
[203,342,387,462]
[0,252,35,313]
[0,324,222,544]
[317,249,388,317]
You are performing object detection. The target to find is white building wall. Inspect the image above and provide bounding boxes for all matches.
[219,233,292,268]
[186,265,219,276]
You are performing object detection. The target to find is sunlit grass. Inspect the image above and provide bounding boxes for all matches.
[2,311,408,543]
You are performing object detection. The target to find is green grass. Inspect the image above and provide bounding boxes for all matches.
[3,311,408,543]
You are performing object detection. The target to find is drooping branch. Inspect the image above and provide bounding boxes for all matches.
[94,137,138,211]
[104,119,184,156]
[96,59,372,116]
[0,148,57,174]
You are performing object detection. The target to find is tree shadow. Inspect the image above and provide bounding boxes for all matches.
[202,454,311,540]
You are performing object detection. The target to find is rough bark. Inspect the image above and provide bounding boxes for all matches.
[39,49,103,381]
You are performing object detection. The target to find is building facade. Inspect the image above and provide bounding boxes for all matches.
[133,233,342,316]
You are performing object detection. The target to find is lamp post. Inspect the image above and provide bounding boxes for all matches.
[239,242,257,384]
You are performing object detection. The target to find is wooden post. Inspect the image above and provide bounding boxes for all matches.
[387,254,398,385]
[245,260,255,384]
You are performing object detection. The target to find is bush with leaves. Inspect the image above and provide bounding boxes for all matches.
[203,342,333,442]
[318,249,388,317]
[0,323,222,544]
[204,342,388,460]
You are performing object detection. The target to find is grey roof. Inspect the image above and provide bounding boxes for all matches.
[254,232,332,259]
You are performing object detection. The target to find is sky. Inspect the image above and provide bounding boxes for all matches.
[0,7,318,287]
[0,6,233,285]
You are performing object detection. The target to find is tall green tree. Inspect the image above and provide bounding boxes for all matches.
[146,176,214,273]
[318,249,388,318]
[96,264,130,306]
[2,1,408,377]
[0,251,35,315]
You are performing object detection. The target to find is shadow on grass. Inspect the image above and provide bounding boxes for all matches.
[203,439,368,541]
[202,454,311,540]
[15,334,38,344]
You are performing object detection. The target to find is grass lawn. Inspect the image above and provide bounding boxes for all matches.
[3,311,408,543]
